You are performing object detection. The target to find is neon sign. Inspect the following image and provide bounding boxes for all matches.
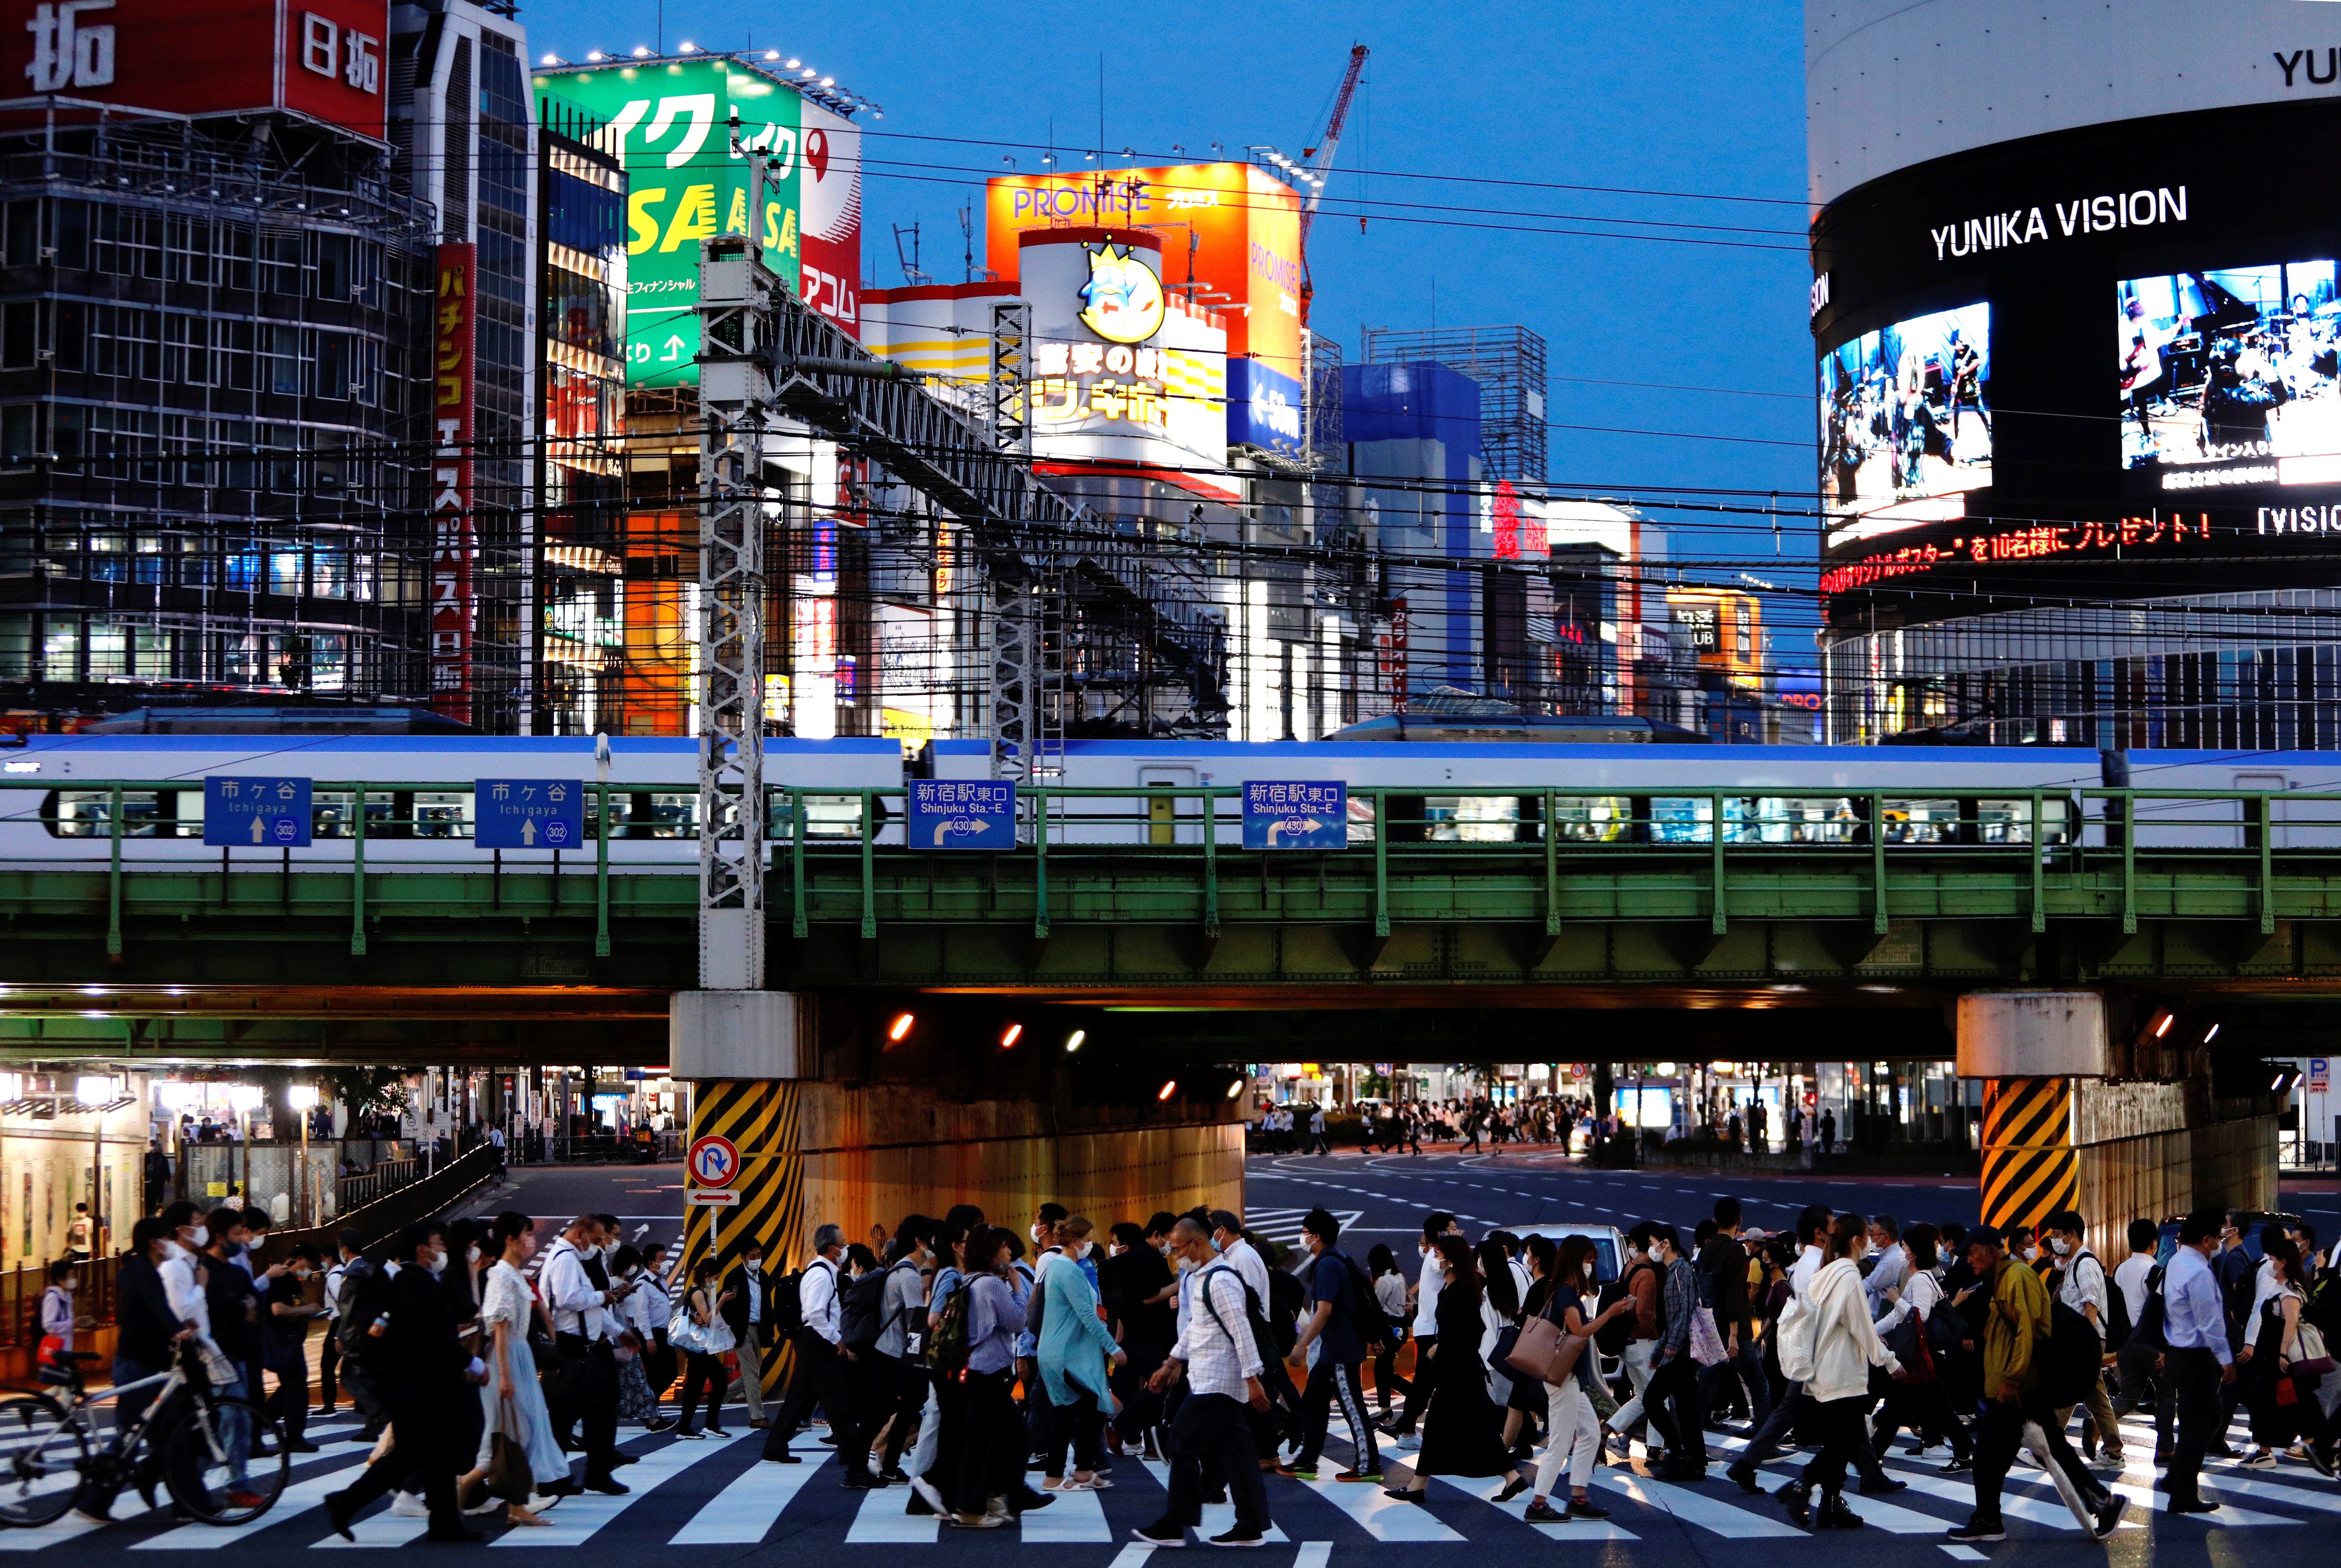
[1820,512,2211,596]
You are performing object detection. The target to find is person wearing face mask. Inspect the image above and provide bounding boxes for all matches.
[2040,1210,2123,1468]
[721,1241,775,1429]
[264,1242,329,1453]
[610,1245,669,1428]
[1281,1207,1383,1483]
[1034,1217,1125,1491]
[325,1222,492,1544]
[37,1258,76,1360]
[761,1222,874,1488]
[1383,1211,1460,1442]
[1101,1215,1179,1457]
[539,1214,631,1496]
[1524,1235,1627,1523]
[196,1206,264,1508]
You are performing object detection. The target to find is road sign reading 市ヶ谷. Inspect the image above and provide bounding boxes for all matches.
[1241,780,1347,850]
[202,777,312,848]
[906,780,1016,849]
[687,1134,741,1188]
[473,779,584,850]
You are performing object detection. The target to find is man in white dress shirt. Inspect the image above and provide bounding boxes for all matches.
[539,1214,630,1494]
[761,1222,873,1488]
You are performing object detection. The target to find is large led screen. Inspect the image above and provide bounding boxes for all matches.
[2118,261,2341,490]
[1819,303,1992,548]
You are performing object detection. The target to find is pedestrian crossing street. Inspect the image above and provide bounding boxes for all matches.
[0,1404,2331,1558]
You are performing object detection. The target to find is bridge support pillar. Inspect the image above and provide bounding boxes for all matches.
[1958,989,2277,1246]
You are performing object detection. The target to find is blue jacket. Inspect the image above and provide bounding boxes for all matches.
[1036,1254,1119,1406]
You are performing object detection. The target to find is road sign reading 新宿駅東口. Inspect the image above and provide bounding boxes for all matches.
[1242,781,1347,850]
[472,779,585,851]
[906,780,1016,849]
[201,777,312,848]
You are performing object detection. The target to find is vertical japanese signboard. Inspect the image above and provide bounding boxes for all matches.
[430,243,475,722]
[1241,781,1348,850]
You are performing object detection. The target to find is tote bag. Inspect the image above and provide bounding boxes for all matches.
[1506,1311,1590,1387]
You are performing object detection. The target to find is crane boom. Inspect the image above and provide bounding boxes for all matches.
[1299,43,1368,254]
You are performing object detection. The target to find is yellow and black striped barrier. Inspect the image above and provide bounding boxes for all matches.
[683,1079,804,1393]
[1980,1076,2078,1234]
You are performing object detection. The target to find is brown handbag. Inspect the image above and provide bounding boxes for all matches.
[1507,1311,1591,1386]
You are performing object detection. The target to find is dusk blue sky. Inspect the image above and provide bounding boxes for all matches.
[530,0,1815,637]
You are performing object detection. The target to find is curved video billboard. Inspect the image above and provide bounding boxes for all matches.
[1811,92,2341,620]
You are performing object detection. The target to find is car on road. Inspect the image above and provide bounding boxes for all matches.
[2154,1210,2305,1267]
[1503,1221,1628,1284]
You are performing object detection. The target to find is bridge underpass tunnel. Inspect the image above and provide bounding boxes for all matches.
[669,989,1248,1395]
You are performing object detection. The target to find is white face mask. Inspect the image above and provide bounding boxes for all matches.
[2050,1238,2072,1257]
[1030,1223,1048,1245]
[187,1225,209,1249]
[467,1245,482,1264]
[423,1249,446,1277]
[1582,1261,1595,1279]
[744,1259,761,1274]
[2022,1246,2040,1262]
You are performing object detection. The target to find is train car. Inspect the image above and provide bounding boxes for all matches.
[927,737,2105,848]
[2103,750,2341,849]
[0,735,904,871]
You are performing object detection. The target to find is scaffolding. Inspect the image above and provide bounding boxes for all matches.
[1359,324,1548,483]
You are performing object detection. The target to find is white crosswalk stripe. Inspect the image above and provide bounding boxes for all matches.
[1018,1485,1112,1541]
[140,1457,373,1549]
[1295,1476,1463,1541]
[1433,1474,1638,1539]
[666,1433,801,1544]
[1748,1468,1947,1533]
[1592,1467,1804,1537]
[844,1486,938,1543]
[1134,1457,1289,1542]
[494,1431,735,1547]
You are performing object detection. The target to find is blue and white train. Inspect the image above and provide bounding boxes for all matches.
[1,708,2335,867]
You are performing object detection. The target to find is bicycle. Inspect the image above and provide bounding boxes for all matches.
[0,1341,290,1527]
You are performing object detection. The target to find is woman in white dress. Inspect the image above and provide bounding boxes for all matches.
[458,1211,568,1526]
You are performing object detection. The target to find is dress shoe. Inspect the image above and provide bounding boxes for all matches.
[1725,1462,1760,1495]
[610,1452,638,1467]
[324,1491,357,1543]
[2168,1499,2220,1515]
[768,1450,802,1464]
[1814,1495,1864,1529]
[1858,1477,1908,1496]
[583,1478,630,1496]
[1774,1481,1810,1530]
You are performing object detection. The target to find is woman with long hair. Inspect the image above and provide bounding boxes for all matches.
[457,1212,565,1526]
[673,1256,737,1438]
[951,1227,1032,1528]
[1526,1234,1631,1523]
[1499,1237,1553,1463]
[1776,1213,1897,1529]
[1366,1243,1411,1420]
[1385,1235,1529,1504]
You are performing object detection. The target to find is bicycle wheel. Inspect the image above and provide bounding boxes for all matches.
[0,1393,89,1528]
[159,1397,287,1525]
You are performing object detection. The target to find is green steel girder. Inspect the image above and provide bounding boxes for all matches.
[4,842,2341,993]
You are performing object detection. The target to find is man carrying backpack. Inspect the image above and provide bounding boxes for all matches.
[1279,1208,1384,1483]
[1945,1226,2125,1544]
[761,1222,873,1488]
[2042,1210,2124,1467]
[2110,1217,2174,1464]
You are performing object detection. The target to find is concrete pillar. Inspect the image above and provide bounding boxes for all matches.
[1958,989,2277,1250]
[672,990,811,1403]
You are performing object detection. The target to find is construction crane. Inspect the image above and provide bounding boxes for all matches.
[1297,42,1368,327]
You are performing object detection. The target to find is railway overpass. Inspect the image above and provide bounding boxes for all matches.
[0,777,2329,1259]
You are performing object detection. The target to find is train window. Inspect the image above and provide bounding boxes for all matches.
[309,791,397,838]
[46,790,174,838]
[1421,795,1519,843]
[765,792,868,840]
[1345,794,1376,844]
[1881,798,1960,845]
[1977,798,2070,846]
[1649,797,1711,843]
[1750,798,1860,844]
[411,791,471,839]
[1549,795,1630,843]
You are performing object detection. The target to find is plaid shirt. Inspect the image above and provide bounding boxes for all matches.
[1173,1263,1264,1399]
[1657,1254,1696,1358]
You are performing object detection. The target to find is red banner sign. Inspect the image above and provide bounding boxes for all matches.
[430,243,475,721]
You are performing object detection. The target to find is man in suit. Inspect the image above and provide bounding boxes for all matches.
[325,1221,487,1543]
[723,1241,778,1428]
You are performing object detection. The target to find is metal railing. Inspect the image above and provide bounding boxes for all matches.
[6,780,2339,949]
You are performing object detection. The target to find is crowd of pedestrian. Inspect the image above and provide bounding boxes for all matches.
[47,1188,2340,1549]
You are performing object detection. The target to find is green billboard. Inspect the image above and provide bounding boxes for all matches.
[537,57,862,387]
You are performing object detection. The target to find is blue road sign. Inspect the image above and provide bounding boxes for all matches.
[1241,780,1347,850]
[474,779,585,851]
[906,780,1016,849]
[203,777,312,848]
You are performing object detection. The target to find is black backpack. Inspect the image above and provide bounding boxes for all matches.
[2041,1295,2104,1405]
[2129,1264,2169,1350]
[769,1261,814,1336]
[1268,1266,1307,1355]
[1320,1251,1393,1348]
[839,1266,887,1349]
[2095,1256,2135,1351]
[335,1258,394,1372]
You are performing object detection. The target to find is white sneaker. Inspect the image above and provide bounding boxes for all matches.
[910,1476,947,1515]
[390,1491,431,1518]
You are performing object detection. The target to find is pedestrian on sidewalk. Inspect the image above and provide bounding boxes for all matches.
[539,1214,630,1496]
[264,1241,328,1452]
[1868,1223,1974,1469]
[762,1222,872,1487]
[951,1225,1036,1528]
[1036,1217,1124,1491]
[1366,1244,1412,1423]
[1774,1213,1899,1530]
[672,1256,736,1438]
[456,1210,564,1526]
[2040,1210,2124,1466]
[1385,1212,1459,1439]
[1640,1222,1706,1479]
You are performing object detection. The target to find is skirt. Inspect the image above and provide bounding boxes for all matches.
[479,1342,571,1485]
[616,1348,660,1421]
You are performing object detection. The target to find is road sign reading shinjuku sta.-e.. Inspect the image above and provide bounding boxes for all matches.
[472,779,585,850]
[202,777,312,848]
[1241,780,1347,850]
[905,780,1016,849]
